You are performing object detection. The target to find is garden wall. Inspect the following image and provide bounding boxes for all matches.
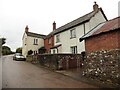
[38,54,82,70]
[82,49,120,85]
[27,54,82,70]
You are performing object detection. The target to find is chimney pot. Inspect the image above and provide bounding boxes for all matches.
[93,1,99,12]
[25,25,29,32]
[53,21,56,31]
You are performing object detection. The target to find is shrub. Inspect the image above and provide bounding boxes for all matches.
[28,50,33,55]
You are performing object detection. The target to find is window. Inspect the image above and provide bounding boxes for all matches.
[53,50,56,54]
[56,34,60,43]
[70,29,76,38]
[33,51,38,55]
[35,51,37,54]
[33,38,38,45]
[48,38,51,44]
[33,51,35,55]
[71,46,77,54]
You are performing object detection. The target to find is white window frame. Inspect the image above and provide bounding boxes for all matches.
[33,38,38,45]
[70,28,76,39]
[71,46,77,54]
[56,34,60,43]
[53,49,56,54]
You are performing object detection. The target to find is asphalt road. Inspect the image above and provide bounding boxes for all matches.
[0,57,2,89]
[2,55,97,88]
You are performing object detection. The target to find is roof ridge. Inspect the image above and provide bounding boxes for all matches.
[46,7,107,38]
[80,16,120,41]
[56,11,95,30]
[53,10,100,35]
[27,31,46,36]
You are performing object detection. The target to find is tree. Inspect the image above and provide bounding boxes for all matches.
[1,38,6,45]
[2,46,12,55]
[0,38,6,46]
[16,47,22,53]
[38,47,46,54]
[28,50,33,55]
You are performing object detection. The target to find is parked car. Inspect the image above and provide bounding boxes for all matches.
[13,53,26,61]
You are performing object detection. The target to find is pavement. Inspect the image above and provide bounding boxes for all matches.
[55,68,120,88]
[55,68,99,87]
[36,64,102,88]
[31,62,120,88]
[56,68,82,81]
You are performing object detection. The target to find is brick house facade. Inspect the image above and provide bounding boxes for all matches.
[44,36,54,53]
[85,30,120,52]
[44,22,56,53]
[80,17,120,52]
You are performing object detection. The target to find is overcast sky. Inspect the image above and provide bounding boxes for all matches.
[0,0,119,51]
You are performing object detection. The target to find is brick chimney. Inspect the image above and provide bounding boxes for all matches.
[93,2,99,12]
[25,25,29,32]
[53,21,56,31]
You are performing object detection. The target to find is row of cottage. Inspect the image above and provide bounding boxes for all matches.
[22,2,120,57]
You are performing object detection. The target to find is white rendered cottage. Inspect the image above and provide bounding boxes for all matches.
[22,26,46,57]
[50,2,108,54]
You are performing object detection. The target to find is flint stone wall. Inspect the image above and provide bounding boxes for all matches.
[82,49,120,85]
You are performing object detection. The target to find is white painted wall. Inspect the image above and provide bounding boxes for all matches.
[22,33,27,57]
[53,10,107,54]
[53,24,86,54]
[22,33,44,57]
[89,10,107,30]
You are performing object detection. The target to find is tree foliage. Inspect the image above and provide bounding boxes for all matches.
[28,50,33,55]
[2,38,6,45]
[2,46,12,55]
[16,47,22,53]
[0,38,6,46]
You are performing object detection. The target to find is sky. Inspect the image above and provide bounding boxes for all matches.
[0,0,119,51]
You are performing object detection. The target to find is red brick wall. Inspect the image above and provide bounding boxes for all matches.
[85,30,120,52]
[44,36,54,53]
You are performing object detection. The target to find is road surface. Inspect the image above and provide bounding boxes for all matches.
[0,57,2,89]
[2,55,97,88]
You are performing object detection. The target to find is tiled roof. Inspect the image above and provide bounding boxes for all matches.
[26,32,46,39]
[92,17,120,35]
[50,44,62,49]
[80,17,120,41]
[53,8,107,35]
[45,8,107,39]
[45,31,54,39]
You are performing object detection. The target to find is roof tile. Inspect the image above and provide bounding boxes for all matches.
[26,32,46,39]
